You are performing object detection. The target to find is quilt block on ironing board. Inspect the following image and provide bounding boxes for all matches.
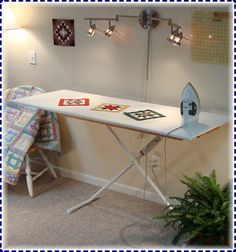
[58,98,90,106]
[124,109,165,121]
[92,103,129,112]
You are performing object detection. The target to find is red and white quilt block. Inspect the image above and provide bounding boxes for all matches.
[58,98,90,106]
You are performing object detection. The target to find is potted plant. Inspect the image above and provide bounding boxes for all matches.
[154,170,230,245]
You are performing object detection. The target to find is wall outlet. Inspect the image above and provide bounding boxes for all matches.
[149,154,161,169]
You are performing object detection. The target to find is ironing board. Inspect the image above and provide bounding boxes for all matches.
[13,89,229,213]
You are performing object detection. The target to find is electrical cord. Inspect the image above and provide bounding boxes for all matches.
[148,126,184,209]
[163,126,183,209]
[141,29,151,216]
[139,132,148,218]
[144,29,151,103]
[141,151,148,218]
[141,126,183,215]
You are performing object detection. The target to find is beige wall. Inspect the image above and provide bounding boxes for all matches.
[4,3,232,203]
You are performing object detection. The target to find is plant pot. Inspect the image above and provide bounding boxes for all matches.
[188,233,228,246]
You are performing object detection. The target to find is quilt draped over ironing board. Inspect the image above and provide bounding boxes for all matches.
[4,86,61,185]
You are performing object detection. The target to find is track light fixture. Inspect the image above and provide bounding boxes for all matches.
[104,21,115,37]
[168,25,183,46]
[84,9,189,46]
[87,20,96,37]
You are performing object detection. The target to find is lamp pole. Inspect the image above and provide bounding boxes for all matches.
[139,9,159,102]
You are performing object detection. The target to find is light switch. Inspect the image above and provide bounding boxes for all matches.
[29,50,37,65]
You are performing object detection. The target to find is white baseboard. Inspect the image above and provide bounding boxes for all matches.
[55,167,165,205]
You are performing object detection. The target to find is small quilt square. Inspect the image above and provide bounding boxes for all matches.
[58,98,90,106]
[92,103,129,113]
[36,123,54,142]
[5,106,21,123]
[52,19,75,47]
[4,129,18,145]
[124,109,165,121]
[14,111,34,128]
[26,118,40,134]
[4,151,23,171]
[13,133,34,152]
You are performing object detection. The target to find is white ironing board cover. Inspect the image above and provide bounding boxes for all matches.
[13,89,229,141]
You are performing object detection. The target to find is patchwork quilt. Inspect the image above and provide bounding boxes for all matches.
[4,86,61,185]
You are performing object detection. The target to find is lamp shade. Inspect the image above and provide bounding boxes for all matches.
[3,4,21,30]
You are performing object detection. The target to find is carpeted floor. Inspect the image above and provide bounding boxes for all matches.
[5,173,178,249]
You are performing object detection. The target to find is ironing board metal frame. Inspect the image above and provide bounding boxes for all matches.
[67,125,168,214]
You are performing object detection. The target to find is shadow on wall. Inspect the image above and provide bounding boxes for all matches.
[57,114,76,155]
[44,114,76,169]
[165,123,230,198]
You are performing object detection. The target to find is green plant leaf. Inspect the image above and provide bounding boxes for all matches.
[154,169,230,245]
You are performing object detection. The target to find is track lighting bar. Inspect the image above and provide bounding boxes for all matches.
[116,15,140,19]
[84,14,139,22]
[84,17,118,21]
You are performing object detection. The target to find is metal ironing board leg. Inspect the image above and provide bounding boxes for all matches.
[67,150,144,213]
[66,126,169,214]
[67,161,135,214]
[107,126,170,206]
